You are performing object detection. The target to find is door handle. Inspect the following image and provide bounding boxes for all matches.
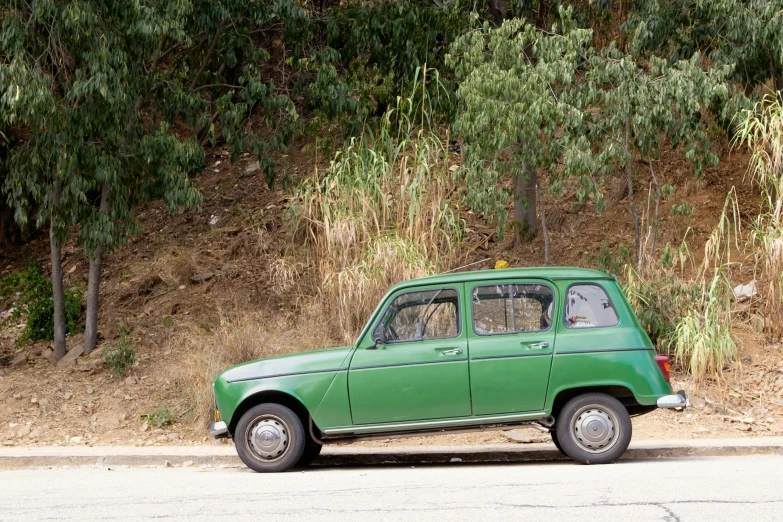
[438,348,463,356]
[523,342,549,349]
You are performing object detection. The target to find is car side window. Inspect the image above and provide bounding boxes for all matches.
[472,284,555,335]
[563,284,619,328]
[377,288,460,342]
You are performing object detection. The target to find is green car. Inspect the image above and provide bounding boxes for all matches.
[210,267,686,472]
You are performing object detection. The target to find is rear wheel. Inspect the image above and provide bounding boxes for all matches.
[235,403,305,473]
[555,393,632,465]
[550,431,566,455]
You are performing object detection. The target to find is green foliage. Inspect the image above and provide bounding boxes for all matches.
[448,8,729,239]
[0,266,49,310]
[670,203,694,217]
[1,266,82,342]
[21,289,83,343]
[102,327,136,378]
[626,0,783,93]
[140,408,174,429]
[586,242,631,276]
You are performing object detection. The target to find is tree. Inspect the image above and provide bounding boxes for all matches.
[449,9,729,262]
[627,0,783,94]
[1,1,203,357]
[448,12,596,245]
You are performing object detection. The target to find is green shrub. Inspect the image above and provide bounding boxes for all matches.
[585,242,631,276]
[21,289,83,342]
[102,327,136,377]
[141,408,174,428]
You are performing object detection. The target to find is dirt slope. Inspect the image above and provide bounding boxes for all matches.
[2,135,783,447]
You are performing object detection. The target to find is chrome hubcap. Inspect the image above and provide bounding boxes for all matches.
[572,406,618,454]
[246,416,289,461]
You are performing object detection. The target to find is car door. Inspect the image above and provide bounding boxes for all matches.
[348,285,472,425]
[467,280,556,415]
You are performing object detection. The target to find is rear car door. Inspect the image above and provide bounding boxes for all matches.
[348,285,472,425]
[467,280,556,415]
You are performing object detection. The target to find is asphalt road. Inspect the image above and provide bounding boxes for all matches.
[3,456,782,521]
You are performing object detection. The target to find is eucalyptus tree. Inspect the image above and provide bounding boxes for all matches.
[1,1,203,358]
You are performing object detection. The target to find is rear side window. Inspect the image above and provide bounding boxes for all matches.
[472,284,555,335]
[563,284,618,328]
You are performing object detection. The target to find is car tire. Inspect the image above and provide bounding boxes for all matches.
[550,431,566,455]
[555,393,632,465]
[235,403,306,473]
[296,441,323,468]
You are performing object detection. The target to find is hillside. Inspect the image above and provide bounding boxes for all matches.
[2,131,783,447]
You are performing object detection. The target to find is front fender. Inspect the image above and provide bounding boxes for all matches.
[215,370,339,429]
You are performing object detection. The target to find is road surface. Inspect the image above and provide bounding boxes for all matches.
[3,455,782,521]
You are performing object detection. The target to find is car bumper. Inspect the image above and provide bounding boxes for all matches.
[657,390,688,410]
[209,421,229,439]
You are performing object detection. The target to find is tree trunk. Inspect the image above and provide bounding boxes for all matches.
[771,58,783,97]
[84,184,109,354]
[488,0,506,28]
[624,119,640,267]
[537,182,549,266]
[50,181,66,360]
[647,159,661,263]
[513,167,538,246]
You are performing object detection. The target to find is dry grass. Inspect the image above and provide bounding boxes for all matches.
[735,94,783,337]
[169,304,337,425]
[290,69,465,342]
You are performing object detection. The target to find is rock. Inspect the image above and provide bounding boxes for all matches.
[124,395,132,401]
[733,280,758,301]
[69,436,83,444]
[501,430,549,444]
[167,433,180,441]
[776,377,783,388]
[770,421,783,433]
[125,376,137,386]
[63,392,73,400]
[139,423,149,433]
[38,398,53,414]
[86,386,94,395]
[449,458,462,463]
[190,271,214,284]
[165,460,173,468]
[30,397,38,404]
[57,345,84,367]
[741,417,755,424]
[41,348,56,364]
[28,429,41,439]
[10,351,28,367]
[16,425,31,438]
[0,369,5,377]
[689,396,706,409]
[182,460,194,468]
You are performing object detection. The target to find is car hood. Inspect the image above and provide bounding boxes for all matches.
[218,345,353,384]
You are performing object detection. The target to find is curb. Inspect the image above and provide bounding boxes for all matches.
[1,438,782,469]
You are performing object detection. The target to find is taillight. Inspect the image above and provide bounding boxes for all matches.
[655,355,671,382]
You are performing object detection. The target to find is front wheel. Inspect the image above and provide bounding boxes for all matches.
[297,442,323,468]
[235,403,306,473]
[555,393,632,465]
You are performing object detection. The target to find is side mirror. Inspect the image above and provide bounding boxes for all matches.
[369,325,386,349]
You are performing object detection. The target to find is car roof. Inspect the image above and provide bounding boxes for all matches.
[390,266,613,292]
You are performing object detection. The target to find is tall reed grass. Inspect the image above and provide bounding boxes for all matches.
[735,94,783,337]
[291,68,465,341]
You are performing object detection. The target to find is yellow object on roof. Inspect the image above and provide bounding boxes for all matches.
[494,259,509,269]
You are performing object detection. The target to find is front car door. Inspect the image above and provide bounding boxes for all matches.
[467,279,556,415]
[348,285,471,425]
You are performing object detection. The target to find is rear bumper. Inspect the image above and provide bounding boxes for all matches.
[209,421,229,439]
[657,390,688,410]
